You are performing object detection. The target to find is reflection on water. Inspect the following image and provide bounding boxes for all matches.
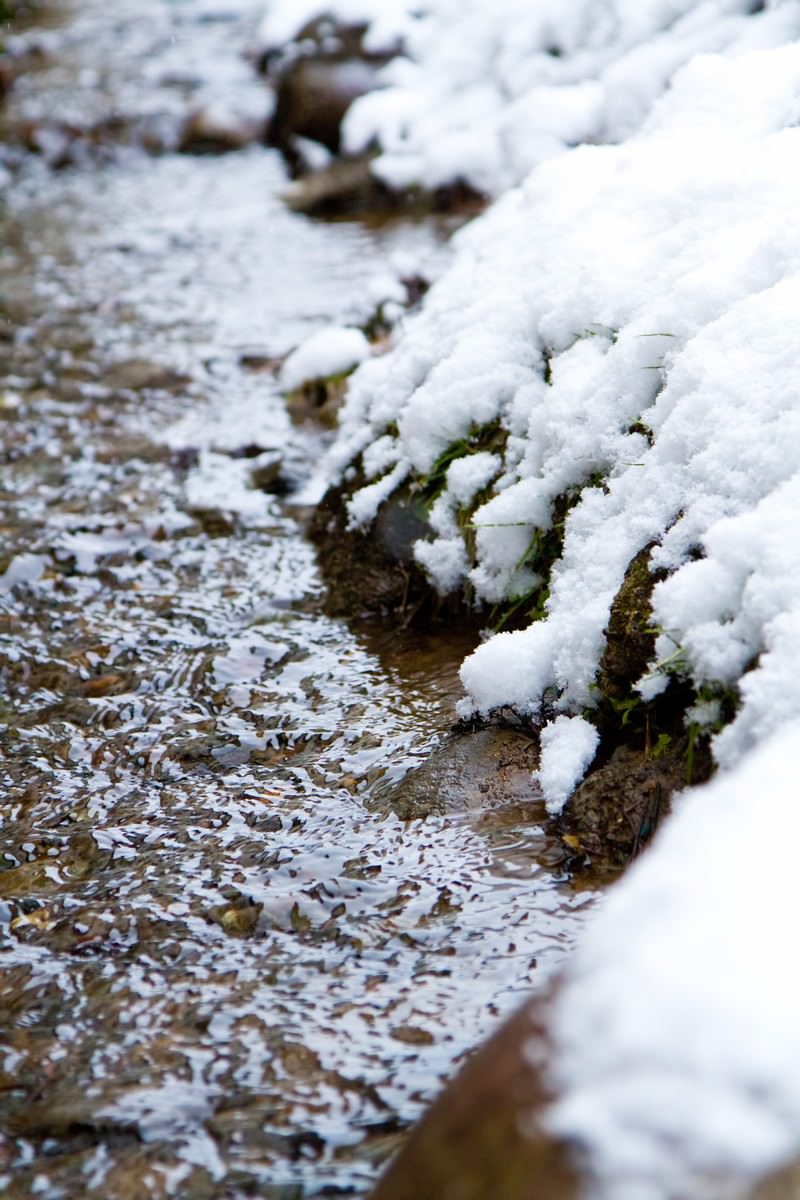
[0,3,598,1196]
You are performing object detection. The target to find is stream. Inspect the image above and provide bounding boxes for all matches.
[0,3,598,1196]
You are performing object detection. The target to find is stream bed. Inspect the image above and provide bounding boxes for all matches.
[0,3,598,1196]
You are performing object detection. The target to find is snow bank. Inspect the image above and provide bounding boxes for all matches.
[546,720,800,1197]
[260,0,799,195]
[324,30,800,808]
[256,4,800,1190]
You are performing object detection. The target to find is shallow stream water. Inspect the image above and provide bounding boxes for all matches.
[0,4,598,1195]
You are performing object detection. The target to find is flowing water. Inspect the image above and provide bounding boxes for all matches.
[0,4,598,1196]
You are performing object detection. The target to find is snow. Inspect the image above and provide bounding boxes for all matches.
[260,0,800,195]
[278,325,371,391]
[546,721,800,1197]
[533,715,600,816]
[321,34,800,813]
[259,0,800,1190]
[257,0,414,56]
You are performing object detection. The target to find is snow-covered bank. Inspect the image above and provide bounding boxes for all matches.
[259,0,799,195]
[321,30,800,813]
[259,1,800,1192]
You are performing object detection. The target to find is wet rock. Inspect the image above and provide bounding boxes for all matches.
[284,369,351,427]
[238,349,285,371]
[185,506,236,537]
[371,727,539,819]
[214,901,262,938]
[169,730,228,762]
[265,19,396,172]
[369,994,579,1200]
[281,154,486,219]
[7,1090,135,1138]
[247,449,285,491]
[269,55,381,163]
[390,1024,434,1046]
[99,358,190,393]
[262,15,485,217]
[280,153,392,219]
[179,105,264,155]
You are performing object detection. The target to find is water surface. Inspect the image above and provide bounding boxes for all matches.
[0,4,597,1195]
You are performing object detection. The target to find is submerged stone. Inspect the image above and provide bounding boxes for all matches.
[371,726,539,820]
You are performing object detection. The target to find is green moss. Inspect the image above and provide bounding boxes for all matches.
[485,472,606,633]
[415,420,507,509]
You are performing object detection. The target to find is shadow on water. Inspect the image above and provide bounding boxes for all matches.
[0,3,600,1196]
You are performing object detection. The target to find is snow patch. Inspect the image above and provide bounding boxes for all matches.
[279,325,371,391]
[325,35,800,786]
[261,0,800,195]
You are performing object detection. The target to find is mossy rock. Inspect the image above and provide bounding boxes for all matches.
[598,544,662,702]
[284,369,350,427]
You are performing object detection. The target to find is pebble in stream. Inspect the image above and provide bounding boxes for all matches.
[0,3,599,1196]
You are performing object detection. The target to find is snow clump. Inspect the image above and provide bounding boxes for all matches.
[279,325,371,391]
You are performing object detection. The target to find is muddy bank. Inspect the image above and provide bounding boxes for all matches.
[367,980,797,1200]
[308,471,434,619]
[369,992,579,1200]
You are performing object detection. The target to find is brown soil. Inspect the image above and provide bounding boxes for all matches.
[560,735,712,872]
[308,472,437,619]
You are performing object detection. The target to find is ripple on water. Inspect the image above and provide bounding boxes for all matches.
[0,3,599,1195]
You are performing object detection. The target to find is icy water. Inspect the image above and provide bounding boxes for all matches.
[0,4,597,1196]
